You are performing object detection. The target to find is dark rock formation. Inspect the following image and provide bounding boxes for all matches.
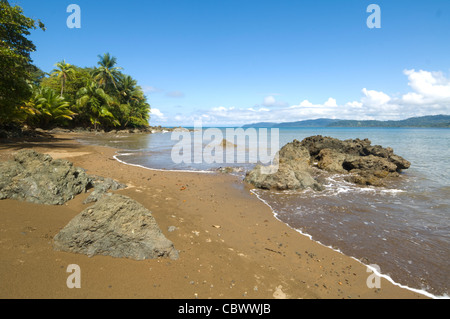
[300,135,410,186]
[0,150,91,205]
[244,135,411,190]
[0,150,127,205]
[53,194,179,260]
[244,140,323,191]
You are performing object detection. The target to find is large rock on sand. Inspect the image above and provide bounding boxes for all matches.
[244,140,323,191]
[0,150,91,205]
[53,194,179,260]
[0,150,127,205]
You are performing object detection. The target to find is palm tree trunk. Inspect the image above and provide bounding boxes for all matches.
[61,76,65,97]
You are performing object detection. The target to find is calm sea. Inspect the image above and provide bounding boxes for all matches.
[79,127,450,297]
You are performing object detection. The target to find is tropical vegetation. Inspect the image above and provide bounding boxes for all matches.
[0,1,151,130]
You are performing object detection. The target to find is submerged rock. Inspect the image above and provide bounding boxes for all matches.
[0,150,91,205]
[220,138,237,148]
[53,194,178,260]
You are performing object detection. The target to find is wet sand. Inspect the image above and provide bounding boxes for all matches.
[0,133,428,299]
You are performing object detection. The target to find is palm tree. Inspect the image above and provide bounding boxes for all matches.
[51,60,76,97]
[30,87,76,128]
[117,75,150,127]
[92,53,123,92]
[76,78,119,130]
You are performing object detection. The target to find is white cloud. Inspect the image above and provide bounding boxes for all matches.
[361,88,391,107]
[261,95,288,107]
[324,97,338,107]
[151,108,167,121]
[166,91,185,98]
[345,101,363,108]
[161,69,450,126]
[299,100,313,107]
[142,86,163,94]
[291,98,337,109]
[404,69,450,99]
[401,69,450,105]
[263,96,276,106]
[212,106,228,112]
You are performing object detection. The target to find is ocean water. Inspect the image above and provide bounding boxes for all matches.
[78,127,450,297]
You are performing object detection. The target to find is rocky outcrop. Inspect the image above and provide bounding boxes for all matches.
[0,150,91,205]
[0,150,127,205]
[301,135,410,186]
[53,194,179,261]
[244,140,323,191]
[316,148,350,174]
[245,135,411,190]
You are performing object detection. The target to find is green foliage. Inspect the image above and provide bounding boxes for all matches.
[92,53,123,92]
[0,0,45,124]
[68,54,152,129]
[0,0,151,130]
[116,75,150,127]
[76,76,119,129]
[51,60,76,97]
[41,65,91,103]
[26,86,76,128]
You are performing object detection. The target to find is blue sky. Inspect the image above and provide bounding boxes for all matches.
[16,0,450,126]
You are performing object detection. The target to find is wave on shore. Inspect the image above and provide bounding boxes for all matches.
[112,150,446,299]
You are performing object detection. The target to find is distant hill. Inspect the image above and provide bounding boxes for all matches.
[242,115,450,128]
[242,118,341,128]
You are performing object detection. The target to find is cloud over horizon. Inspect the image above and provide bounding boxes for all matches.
[151,69,450,126]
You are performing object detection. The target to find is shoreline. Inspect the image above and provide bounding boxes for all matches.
[113,143,440,299]
[0,132,430,299]
[250,190,439,299]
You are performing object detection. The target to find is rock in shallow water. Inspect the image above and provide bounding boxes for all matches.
[244,135,411,190]
[53,194,179,260]
[244,139,323,191]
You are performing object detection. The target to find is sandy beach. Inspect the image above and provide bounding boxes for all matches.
[0,132,428,299]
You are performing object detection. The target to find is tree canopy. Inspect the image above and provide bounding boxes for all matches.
[0,0,45,124]
[0,1,151,130]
